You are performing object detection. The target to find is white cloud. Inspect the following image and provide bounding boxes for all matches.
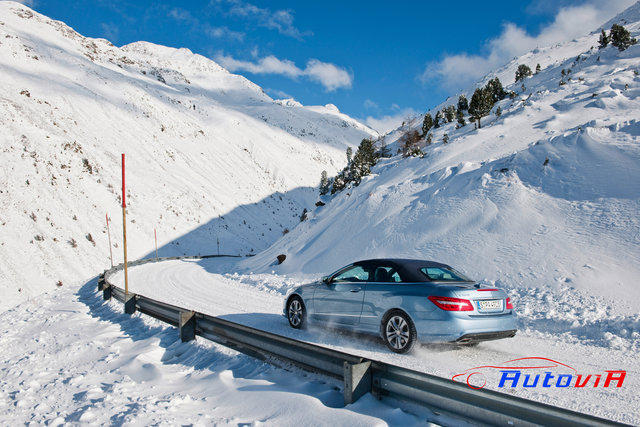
[166,7,245,42]
[205,25,245,41]
[217,54,301,77]
[304,59,352,91]
[100,23,119,42]
[265,88,293,99]
[363,108,419,134]
[421,0,635,90]
[167,7,194,23]
[217,0,311,39]
[215,53,352,91]
[363,99,378,110]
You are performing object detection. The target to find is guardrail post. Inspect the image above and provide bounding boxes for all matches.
[102,284,112,300]
[179,311,196,342]
[124,294,136,314]
[343,360,372,405]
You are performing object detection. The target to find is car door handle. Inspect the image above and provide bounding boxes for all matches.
[349,288,361,293]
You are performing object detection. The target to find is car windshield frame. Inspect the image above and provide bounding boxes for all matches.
[418,266,474,283]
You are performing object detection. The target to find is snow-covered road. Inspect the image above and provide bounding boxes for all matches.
[0,277,439,425]
[109,257,640,424]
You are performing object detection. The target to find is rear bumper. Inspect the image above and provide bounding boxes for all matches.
[414,311,518,343]
[454,329,517,343]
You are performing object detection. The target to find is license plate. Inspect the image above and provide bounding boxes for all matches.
[478,299,503,311]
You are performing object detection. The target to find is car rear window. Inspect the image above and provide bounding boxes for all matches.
[419,267,472,282]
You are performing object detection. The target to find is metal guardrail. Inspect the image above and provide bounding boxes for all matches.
[99,255,625,426]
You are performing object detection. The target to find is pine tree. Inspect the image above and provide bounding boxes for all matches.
[331,171,346,194]
[495,106,502,117]
[442,133,449,144]
[400,130,423,157]
[457,94,469,111]
[329,139,379,194]
[469,87,492,128]
[425,133,433,145]
[319,170,329,195]
[598,29,609,49]
[422,113,433,135]
[456,108,466,127]
[610,24,637,51]
[535,63,541,74]
[434,110,443,128]
[378,142,391,158]
[346,147,353,165]
[444,105,456,123]
[350,138,377,185]
[515,64,532,82]
[486,77,506,102]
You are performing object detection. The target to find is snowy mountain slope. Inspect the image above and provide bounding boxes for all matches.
[245,3,640,316]
[600,1,640,29]
[0,1,377,311]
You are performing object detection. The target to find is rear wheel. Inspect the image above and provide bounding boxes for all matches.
[382,310,417,353]
[287,296,306,329]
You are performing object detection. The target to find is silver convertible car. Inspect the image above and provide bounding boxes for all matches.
[283,259,517,353]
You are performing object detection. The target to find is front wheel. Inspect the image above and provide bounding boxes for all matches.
[382,310,417,353]
[286,296,306,329]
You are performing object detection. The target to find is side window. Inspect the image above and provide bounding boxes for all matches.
[371,265,403,283]
[332,266,369,283]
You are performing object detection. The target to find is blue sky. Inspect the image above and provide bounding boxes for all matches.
[21,0,634,132]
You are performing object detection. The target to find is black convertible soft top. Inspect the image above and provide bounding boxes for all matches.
[353,258,461,282]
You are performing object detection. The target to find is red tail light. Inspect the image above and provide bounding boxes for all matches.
[428,296,474,311]
[506,297,513,310]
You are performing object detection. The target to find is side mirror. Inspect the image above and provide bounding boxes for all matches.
[322,276,330,285]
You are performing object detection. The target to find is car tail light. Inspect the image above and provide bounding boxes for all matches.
[428,296,474,311]
[506,297,513,310]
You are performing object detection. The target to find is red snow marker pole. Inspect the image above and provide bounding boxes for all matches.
[106,213,114,268]
[121,153,129,296]
[154,228,158,260]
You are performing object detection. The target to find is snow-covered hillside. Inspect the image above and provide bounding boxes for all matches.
[0,1,376,311]
[1,2,639,424]
[246,3,640,318]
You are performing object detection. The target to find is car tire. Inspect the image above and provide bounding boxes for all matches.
[381,310,417,354]
[286,295,306,329]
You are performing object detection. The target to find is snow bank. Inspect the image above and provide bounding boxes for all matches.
[0,275,427,425]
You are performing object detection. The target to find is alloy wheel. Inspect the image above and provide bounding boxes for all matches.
[385,315,410,350]
[288,298,303,328]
